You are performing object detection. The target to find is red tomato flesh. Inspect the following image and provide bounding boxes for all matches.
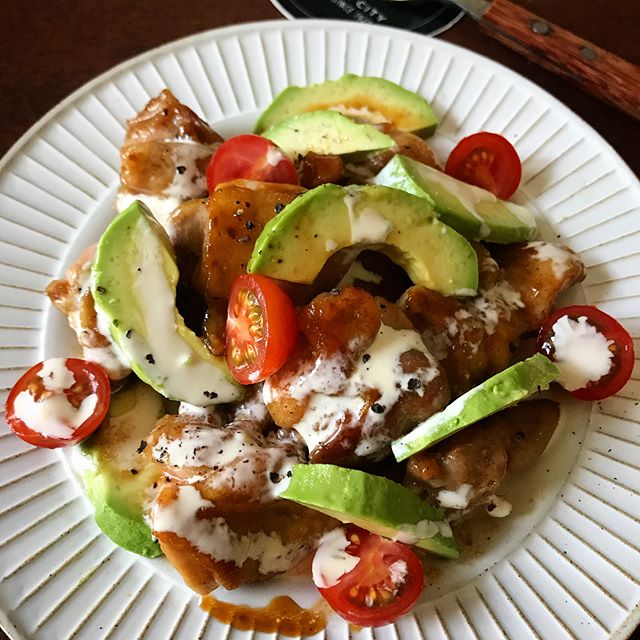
[445,132,521,199]
[537,305,634,401]
[206,134,299,191]
[225,274,298,384]
[317,525,425,627]
[4,358,111,448]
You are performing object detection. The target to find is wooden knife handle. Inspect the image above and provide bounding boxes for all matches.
[479,0,640,120]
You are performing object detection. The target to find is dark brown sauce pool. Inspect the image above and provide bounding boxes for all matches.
[200,593,330,636]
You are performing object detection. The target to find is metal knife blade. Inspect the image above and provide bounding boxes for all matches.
[446,0,489,20]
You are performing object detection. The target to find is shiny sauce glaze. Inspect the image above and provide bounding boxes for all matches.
[200,593,330,636]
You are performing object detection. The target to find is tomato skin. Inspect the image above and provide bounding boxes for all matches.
[537,305,634,401]
[4,358,111,448]
[316,525,425,627]
[226,274,298,385]
[445,132,521,199]
[206,134,299,191]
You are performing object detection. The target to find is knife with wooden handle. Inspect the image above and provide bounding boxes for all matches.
[449,0,640,120]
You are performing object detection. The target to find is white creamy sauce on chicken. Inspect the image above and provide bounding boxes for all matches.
[164,141,213,200]
[437,483,473,509]
[13,359,97,440]
[343,189,393,244]
[178,402,222,425]
[232,391,271,425]
[152,423,300,500]
[527,241,573,279]
[153,484,308,574]
[550,315,614,391]
[264,322,440,458]
[312,528,360,589]
[471,281,524,335]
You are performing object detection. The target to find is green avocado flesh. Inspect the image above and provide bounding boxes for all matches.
[281,464,458,558]
[92,201,243,406]
[255,74,438,136]
[392,354,560,461]
[79,382,164,557]
[374,155,537,244]
[248,184,478,296]
[262,110,394,158]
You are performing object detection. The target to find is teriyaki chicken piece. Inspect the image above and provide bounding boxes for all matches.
[405,399,560,515]
[264,287,450,465]
[401,241,586,396]
[148,415,336,593]
[117,89,223,227]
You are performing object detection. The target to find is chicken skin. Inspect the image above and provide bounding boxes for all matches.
[264,287,450,465]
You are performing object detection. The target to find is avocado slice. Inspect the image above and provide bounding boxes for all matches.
[392,354,559,462]
[79,381,164,557]
[255,74,438,136]
[281,464,457,558]
[92,201,243,406]
[374,155,536,244]
[262,110,394,159]
[248,184,478,297]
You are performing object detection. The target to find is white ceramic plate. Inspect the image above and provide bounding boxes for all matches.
[1,19,639,640]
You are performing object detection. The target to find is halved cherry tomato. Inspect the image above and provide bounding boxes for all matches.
[5,358,111,448]
[316,525,424,627]
[226,274,298,384]
[445,132,521,199]
[206,134,299,191]
[537,305,634,401]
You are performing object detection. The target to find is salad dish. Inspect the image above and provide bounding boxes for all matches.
[1,21,639,640]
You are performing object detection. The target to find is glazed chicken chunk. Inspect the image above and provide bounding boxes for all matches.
[405,399,560,514]
[117,89,223,227]
[148,415,336,594]
[45,245,130,380]
[401,242,586,396]
[264,287,450,465]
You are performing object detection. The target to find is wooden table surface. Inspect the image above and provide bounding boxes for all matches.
[0,1,638,639]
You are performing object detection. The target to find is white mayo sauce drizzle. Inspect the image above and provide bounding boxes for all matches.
[527,241,573,279]
[312,528,360,589]
[486,495,512,518]
[343,189,393,244]
[152,422,301,501]
[264,322,440,458]
[550,315,614,391]
[152,484,308,574]
[13,358,97,440]
[123,227,239,405]
[437,483,473,510]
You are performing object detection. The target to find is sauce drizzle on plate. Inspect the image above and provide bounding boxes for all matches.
[200,594,329,635]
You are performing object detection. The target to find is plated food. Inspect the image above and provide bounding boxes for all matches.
[2,63,635,637]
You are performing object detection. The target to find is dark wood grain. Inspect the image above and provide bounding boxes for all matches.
[0,2,638,639]
[482,0,640,120]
